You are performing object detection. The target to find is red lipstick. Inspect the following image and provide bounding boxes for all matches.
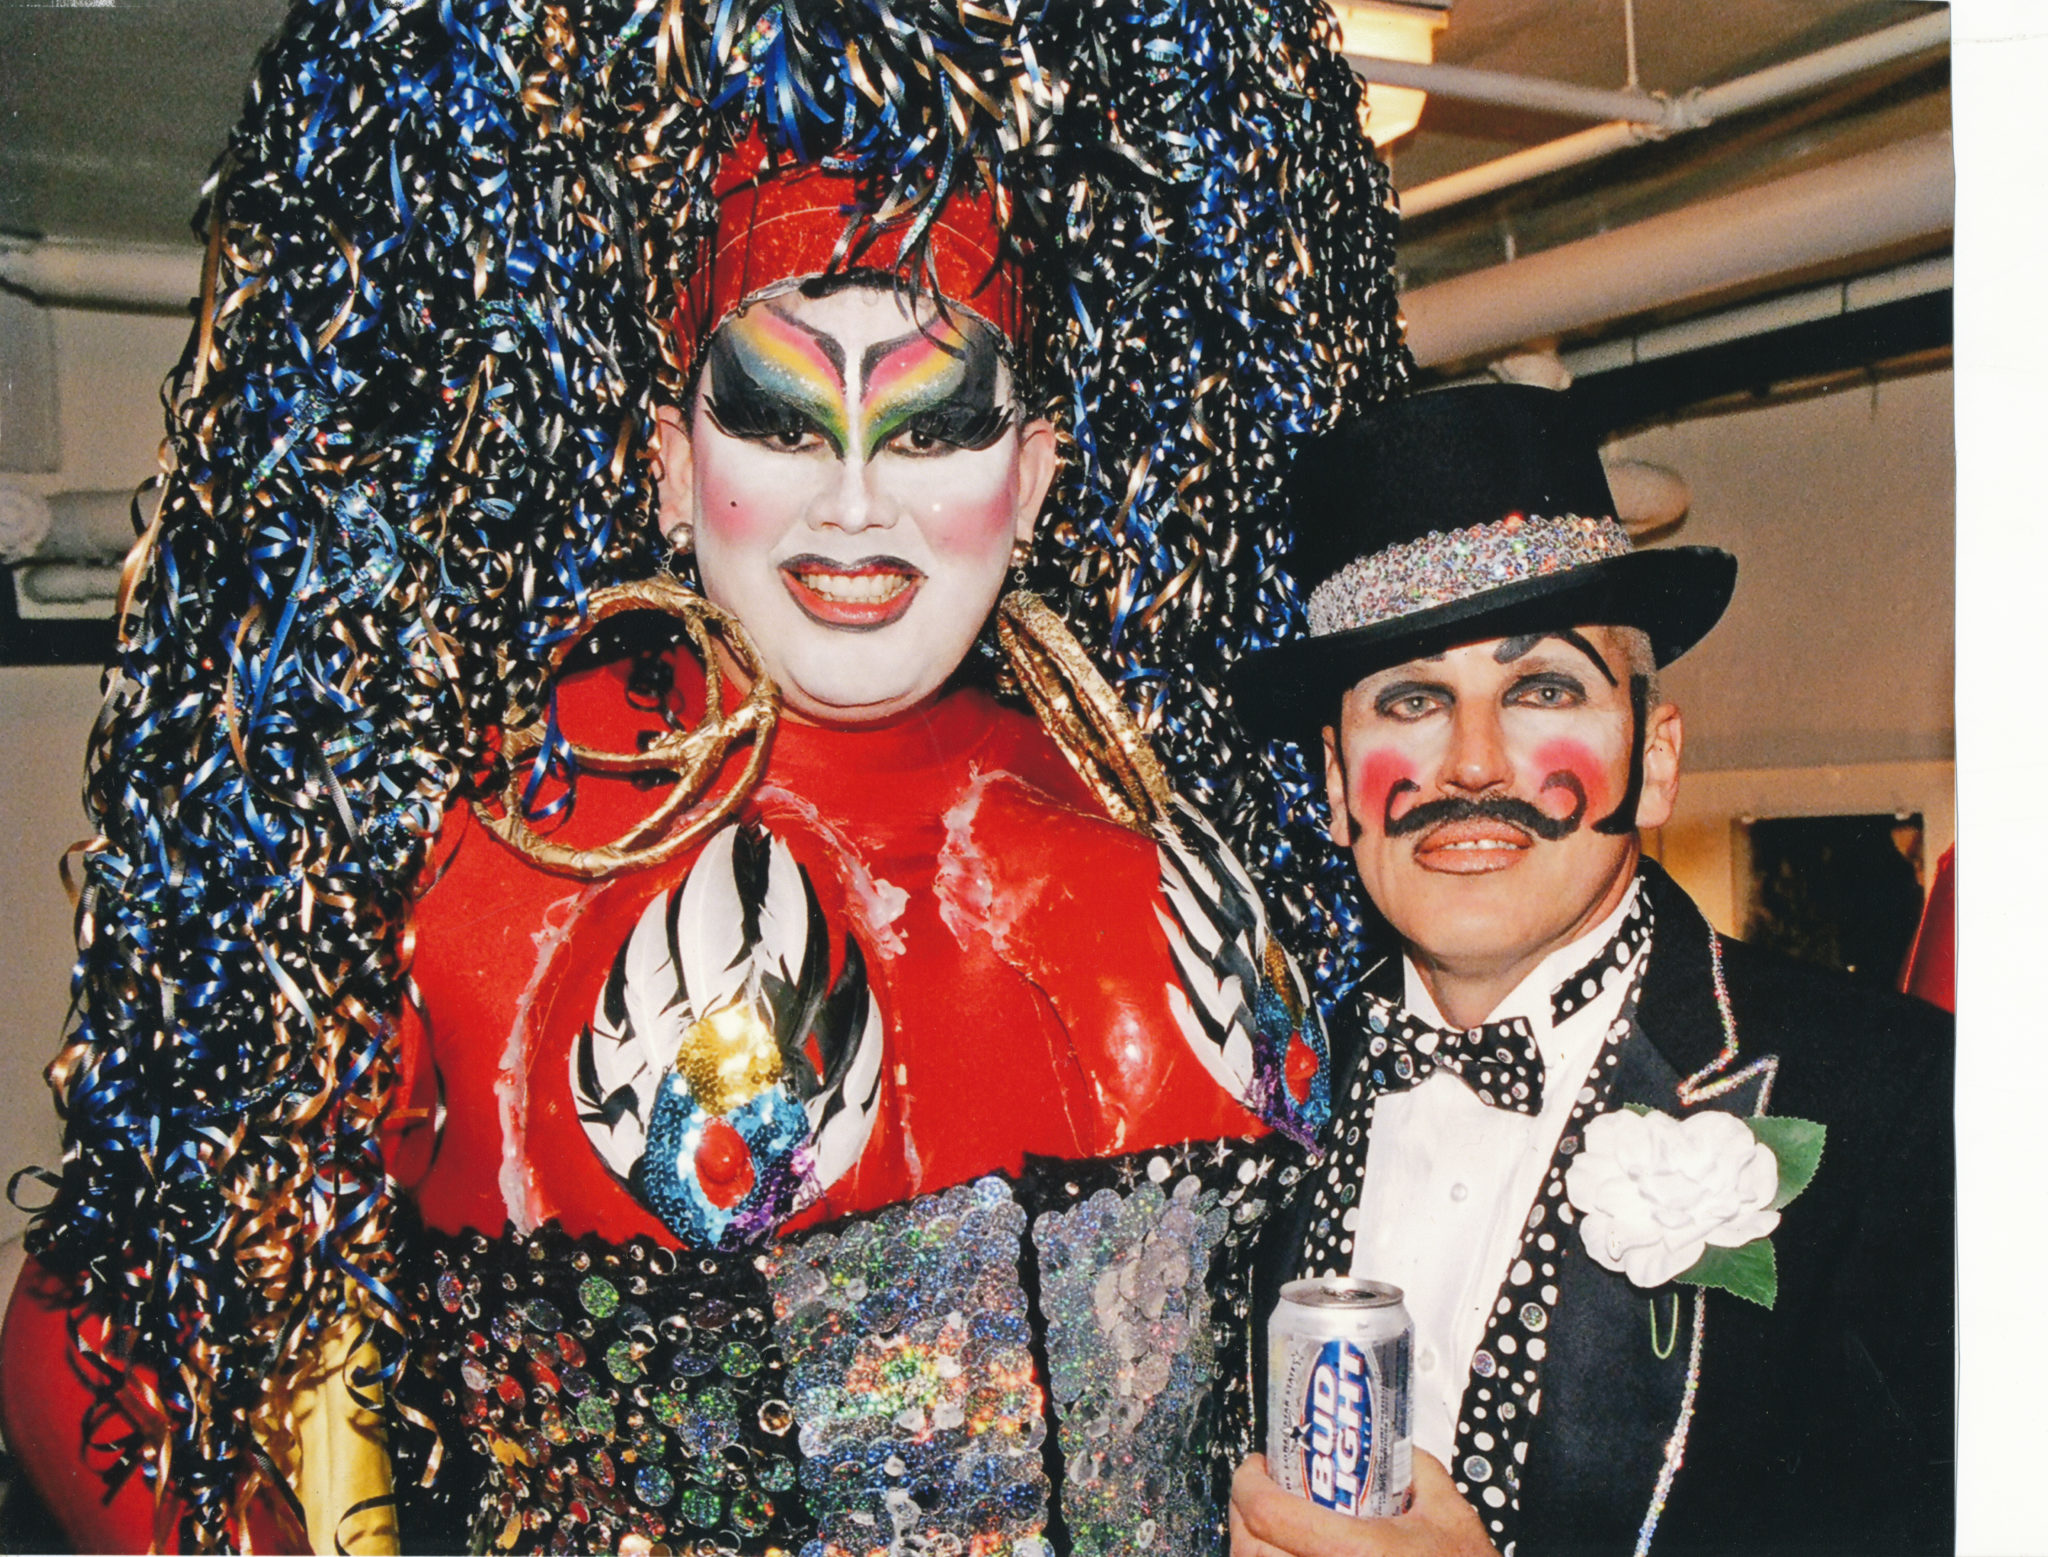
[779,555,924,630]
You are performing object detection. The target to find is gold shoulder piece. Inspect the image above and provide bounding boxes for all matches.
[996,591,1174,834]
[478,576,778,878]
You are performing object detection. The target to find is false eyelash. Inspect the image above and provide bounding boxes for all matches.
[705,391,835,452]
[896,403,1013,451]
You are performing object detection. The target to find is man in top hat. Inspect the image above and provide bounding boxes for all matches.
[1227,384,1953,1556]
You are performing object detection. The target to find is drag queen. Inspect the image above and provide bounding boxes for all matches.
[0,3,1408,1551]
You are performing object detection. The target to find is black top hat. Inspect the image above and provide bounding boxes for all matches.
[1237,383,1736,743]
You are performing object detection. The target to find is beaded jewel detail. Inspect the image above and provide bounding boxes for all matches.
[394,1222,806,1554]
[393,1141,1298,1554]
[1306,514,1633,639]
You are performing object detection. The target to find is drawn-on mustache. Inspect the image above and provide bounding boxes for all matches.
[1383,771,1589,842]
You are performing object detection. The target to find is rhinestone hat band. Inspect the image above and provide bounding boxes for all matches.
[1305,513,1634,638]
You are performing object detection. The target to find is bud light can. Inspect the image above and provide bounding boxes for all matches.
[1267,1276,1414,1517]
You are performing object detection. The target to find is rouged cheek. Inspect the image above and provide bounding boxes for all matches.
[1530,737,1616,820]
[875,451,1018,562]
[692,437,817,548]
[1354,749,1420,833]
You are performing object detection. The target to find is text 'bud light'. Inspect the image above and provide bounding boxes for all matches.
[1268,1276,1414,1519]
[1306,1337,1374,1509]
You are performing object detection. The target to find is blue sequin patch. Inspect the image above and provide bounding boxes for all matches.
[767,1177,1051,1556]
[1035,1169,1230,1554]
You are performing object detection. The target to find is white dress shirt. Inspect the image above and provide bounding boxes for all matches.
[1348,879,1646,1464]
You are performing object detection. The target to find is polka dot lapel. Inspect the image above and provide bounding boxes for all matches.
[1550,884,1652,1025]
[1297,880,1657,1555]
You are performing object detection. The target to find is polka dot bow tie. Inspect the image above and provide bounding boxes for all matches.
[1355,994,1545,1114]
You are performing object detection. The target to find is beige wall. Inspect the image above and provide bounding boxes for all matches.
[1618,370,1955,773]
[0,666,103,1248]
[18,305,191,494]
[1615,368,1955,929]
[0,302,188,1247]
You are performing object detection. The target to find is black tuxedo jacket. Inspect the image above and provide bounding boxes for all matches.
[1251,862,1954,1556]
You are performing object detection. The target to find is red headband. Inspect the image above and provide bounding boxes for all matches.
[670,130,1026,368]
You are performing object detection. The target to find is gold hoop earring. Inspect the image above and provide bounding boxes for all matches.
[478,576,778,878]
[995,591,1172,834]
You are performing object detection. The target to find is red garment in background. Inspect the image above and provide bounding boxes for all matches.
[1901,845,1955,1013]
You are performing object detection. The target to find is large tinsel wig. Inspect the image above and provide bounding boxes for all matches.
[30,0,1408,1540]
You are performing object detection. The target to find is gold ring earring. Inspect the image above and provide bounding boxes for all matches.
[478,577,777,878]
[996,591,1172,835]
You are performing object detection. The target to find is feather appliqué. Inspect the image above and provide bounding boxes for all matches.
[572,821,885,1247]
[1154,798,1330,1144]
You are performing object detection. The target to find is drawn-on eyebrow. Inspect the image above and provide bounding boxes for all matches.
[1494,630,1620,687]
[859,324,963,396]
[702,304,852,452]
[857,317,1008,455]
[1494,635,1543,663]
[751,302,848,386]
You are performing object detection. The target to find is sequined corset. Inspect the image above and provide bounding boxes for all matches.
[392,1138,1303,1557]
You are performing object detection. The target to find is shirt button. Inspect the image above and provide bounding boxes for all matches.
[1449,1182,1469,1202]
[1419,1346,1438,1373]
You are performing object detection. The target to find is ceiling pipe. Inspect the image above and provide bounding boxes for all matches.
[1399,131,1953,370]
[1342,55,1668,124]
[0,239,200,312]
[1402,119,1651,218]
[1560,253,1953,378]
[1396,9,1950,219]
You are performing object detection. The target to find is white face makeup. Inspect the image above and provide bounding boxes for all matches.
[658,285,1058,724]
[1322,629,1684,1018]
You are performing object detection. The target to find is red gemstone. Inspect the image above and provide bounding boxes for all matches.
[694,1117,756,1209]
[527,1359,562,1395]
[1285,1032,1320,1103]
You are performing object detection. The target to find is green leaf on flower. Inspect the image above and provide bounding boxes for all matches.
[1683,1237,1778,1309]
[1622,1102,1654,1117]
[1746,1116,1825,1210]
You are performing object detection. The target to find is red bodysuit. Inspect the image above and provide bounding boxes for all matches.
[0,653,1282,1554]
[394,651,1265,1245]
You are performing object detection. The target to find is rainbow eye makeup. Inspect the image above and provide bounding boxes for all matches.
[859,319,1010,457]
[703,306,851,454]
[701,301,1013,462]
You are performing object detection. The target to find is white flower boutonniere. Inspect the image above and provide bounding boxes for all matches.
[1564,1105,1825,1308]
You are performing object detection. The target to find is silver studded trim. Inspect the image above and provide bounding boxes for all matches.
[1305,514,1633,639]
